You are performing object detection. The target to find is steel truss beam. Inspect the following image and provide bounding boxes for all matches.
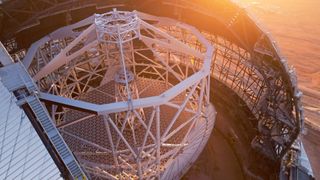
[23,10,215,179]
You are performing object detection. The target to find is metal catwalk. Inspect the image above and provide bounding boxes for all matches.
[0,0,314,179]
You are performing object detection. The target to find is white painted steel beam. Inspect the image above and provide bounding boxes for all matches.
[33,24,95,81]
[39,69,207,115]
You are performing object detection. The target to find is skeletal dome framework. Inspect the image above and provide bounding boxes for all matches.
[0,0,314,179]
[26,9,215,179]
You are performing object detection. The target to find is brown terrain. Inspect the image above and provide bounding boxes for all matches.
[239,0,320,178]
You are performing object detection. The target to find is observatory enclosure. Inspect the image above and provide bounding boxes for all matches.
[0,0,314,180]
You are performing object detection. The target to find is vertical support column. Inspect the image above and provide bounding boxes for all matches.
[156,106,161,179]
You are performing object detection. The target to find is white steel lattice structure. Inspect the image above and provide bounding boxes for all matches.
[0,0,315,179]
[22,9,216,179]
